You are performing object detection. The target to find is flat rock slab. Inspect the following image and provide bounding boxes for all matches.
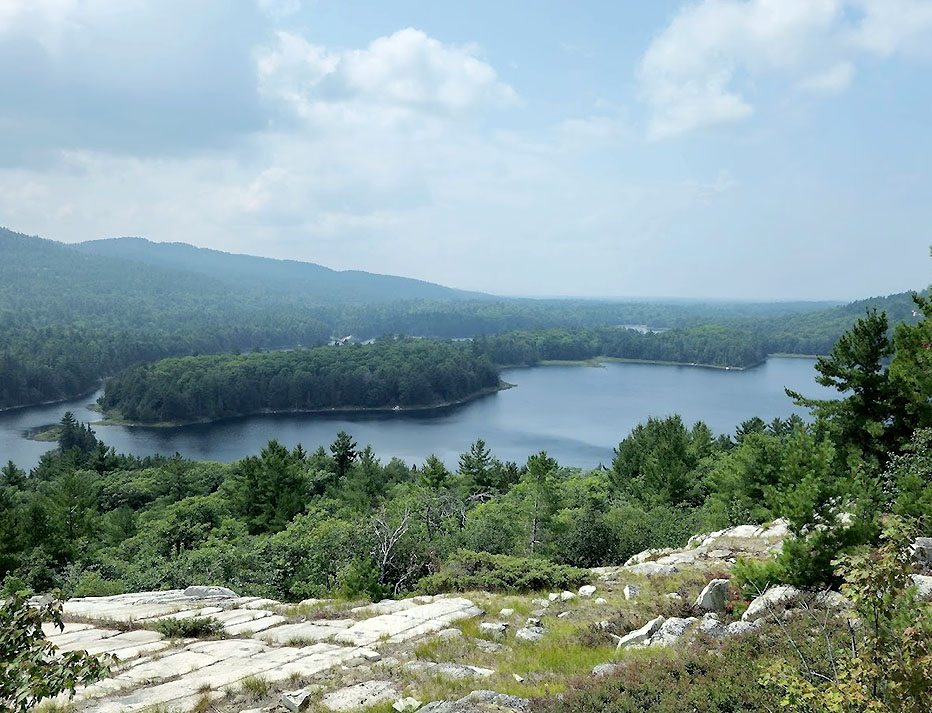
[258,620,353,645]
[336,598,483,647]
[405,661,494,679]
[47,591,481,713]
[320,681,399,712]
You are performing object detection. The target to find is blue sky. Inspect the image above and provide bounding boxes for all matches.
[1,0,930,300]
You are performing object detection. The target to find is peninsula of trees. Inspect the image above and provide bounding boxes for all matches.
[100,339,501,424]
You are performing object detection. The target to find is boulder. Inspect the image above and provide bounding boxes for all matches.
[694,579,729,611]
[592,663,620,676]
[626,562,679,576]
[624,548,676,566]
[281,689,315,712]
[698,612,726,637]
[615,615,664,649]
[578,585,597,597]
[475,638,504,653]
[665,592,683,601]
[814,590,851,610]
[912,574,932,601]
[594,597,608,605]
[516,626,545,642]
[623,584,640,600]
[393,698,422,712]
[548,593,560,601]
[182,585,237,599]
[499,608,515,617]
[531,598,551,608]
[525,617,542,627]
[742,585,802,622]
[725,620,762,637]
[912,538,932,572]
[560,590,576,601]
[479,622,508,639]
[649,616,697,647]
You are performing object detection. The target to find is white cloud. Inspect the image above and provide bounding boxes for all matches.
[639,0,842,140]
[850,0,932,56]
[256,0,300,20]
[639,0,932,139]
[257,28,517,125]
[799,61,855,92]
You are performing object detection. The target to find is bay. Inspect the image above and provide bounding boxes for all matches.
[0,357,831,470]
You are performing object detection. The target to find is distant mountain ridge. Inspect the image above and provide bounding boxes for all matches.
[75,236,488,304]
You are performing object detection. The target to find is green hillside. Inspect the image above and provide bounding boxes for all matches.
[76,237,486,304]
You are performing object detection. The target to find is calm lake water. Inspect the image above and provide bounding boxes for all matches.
[0,358,832,471]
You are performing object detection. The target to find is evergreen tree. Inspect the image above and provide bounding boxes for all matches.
[330,431,358,480]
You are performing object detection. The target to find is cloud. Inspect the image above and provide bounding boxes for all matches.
[257,28,517,125]
[0,0,267,163]
[849,0,932,56]
[799,61,855,93]
[256,0,301,20]
[638,0,932,139]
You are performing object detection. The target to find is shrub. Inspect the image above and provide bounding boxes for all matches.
[152,616,224,639]
[417,550,589,594]
[0,594,113,713]
[534,638,776,713]
[762,517,932,713]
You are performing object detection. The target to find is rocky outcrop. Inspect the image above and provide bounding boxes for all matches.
[419,690,529,713]
[42,589,483,713]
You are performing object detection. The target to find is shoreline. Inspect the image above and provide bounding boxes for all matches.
[0,384,103,415]
[535,356,765,371]
[94,381,516,428]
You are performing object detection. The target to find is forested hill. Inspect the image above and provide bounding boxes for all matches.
[76,237,487,304]
[746,290,923,355]
[0,225,920,412]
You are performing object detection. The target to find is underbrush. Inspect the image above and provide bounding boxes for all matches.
[417,550,589,594]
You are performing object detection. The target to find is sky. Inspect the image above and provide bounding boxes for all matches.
[0,0,931,300]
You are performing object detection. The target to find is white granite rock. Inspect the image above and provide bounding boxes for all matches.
[320,681,398,712]
[694,579,729,611]
[615,616,664,649]
[515,626,545,642]
[578,585,597,597]
[742,585,801,622]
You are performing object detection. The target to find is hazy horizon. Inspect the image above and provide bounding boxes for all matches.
[1,1,931,300]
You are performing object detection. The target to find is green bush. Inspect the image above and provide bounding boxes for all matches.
[151,616,224,639]
[417,550,589,594]
[536,639,776,713]
[70,571,124,598]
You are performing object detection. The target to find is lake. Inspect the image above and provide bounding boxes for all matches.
[0,358,831,471]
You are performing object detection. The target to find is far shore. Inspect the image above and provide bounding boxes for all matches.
[535,356,765,371]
